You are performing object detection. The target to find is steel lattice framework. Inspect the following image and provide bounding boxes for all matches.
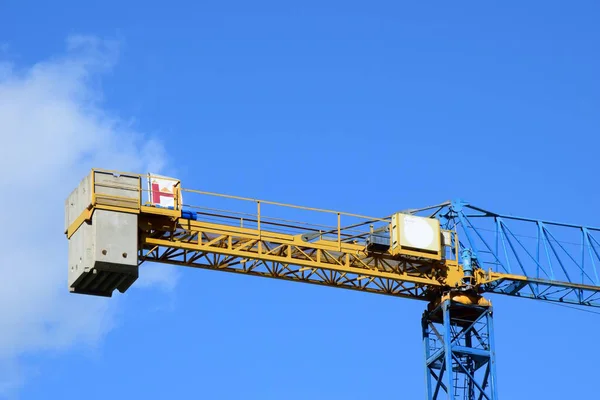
[140,217,447,302]
[408,200,600,307]
[423,299,498,400]
[65,169,600,400]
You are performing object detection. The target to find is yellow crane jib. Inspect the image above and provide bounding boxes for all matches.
[65,169,482,299]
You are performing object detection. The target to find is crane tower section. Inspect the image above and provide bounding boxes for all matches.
[65,168,600,399]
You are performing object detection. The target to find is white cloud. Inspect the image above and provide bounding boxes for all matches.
[0,36,177,396]
[136,264,179,292]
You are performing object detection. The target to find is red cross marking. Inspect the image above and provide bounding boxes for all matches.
[151,182,174,205]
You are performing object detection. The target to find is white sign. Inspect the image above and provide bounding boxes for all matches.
[402,215,435,250]
[147,173,181,208]
[391,213,441,254]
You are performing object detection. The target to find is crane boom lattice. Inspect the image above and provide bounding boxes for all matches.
[64,169,600,399]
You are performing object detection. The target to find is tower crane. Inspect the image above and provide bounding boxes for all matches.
[64,169,600,399]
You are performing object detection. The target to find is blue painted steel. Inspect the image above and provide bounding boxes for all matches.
[181,209,198,220]
[442,303,455,396]
[423,300,498,400]
[486,307,499,400]
[151,204,198,220]
[422,317,434,400]
[462,249,475,280]
[408,201,600,307]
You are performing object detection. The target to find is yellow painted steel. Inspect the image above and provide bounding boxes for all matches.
[182,187,389,221]
[144,219,446,282]
[68,168,538,304]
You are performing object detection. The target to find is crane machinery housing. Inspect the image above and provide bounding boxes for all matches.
[64,169,600,399]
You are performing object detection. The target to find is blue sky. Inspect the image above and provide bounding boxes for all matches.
[1,1,599,399]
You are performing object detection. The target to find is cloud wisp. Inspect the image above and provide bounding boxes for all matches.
[0,36,177,396]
